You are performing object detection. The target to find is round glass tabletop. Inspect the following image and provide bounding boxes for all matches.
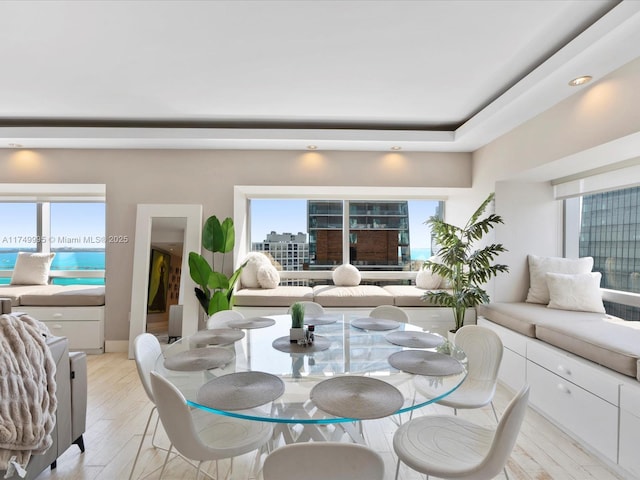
[154,313,467,425]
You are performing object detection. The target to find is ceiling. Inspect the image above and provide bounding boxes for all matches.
[1,0,640,152]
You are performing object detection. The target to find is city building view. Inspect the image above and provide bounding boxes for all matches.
[580,185,640,321]
[308,200,411,270]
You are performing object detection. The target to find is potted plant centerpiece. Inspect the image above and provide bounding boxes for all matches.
[188,215,247,316]
[290,302,305,342]
[422,192,509,335]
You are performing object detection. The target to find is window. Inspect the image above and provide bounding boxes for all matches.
[0,201,105,285]
[248,195,443,285]
[572,186,640,320]
[562,184,640,320]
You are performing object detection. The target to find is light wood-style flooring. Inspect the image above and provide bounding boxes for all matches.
[34,352,629,480]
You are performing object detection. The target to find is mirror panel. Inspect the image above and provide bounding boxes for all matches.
[128,204,202,358]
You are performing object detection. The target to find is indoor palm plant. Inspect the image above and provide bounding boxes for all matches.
[188,215,246,315]
[422,192,508,333]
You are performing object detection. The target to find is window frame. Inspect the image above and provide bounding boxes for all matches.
[0,184,106,283]
[234,185,448,283]
[560,176,640,312]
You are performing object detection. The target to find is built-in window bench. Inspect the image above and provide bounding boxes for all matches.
[478,302,640,479]
[232,281,475,336]
[0,276,105,353]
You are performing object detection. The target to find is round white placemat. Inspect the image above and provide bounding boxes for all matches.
[189,328,245,346]
[272,335,331,353]
[351,317,400,331]
[196,371,285,410]
[388,350,464,376]
[163,347,235,371]
[385,331,444,349]
[304,314,340,326]
[310,376,404,419]
[228,317,276,329]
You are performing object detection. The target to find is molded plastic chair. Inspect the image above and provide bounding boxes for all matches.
[394,384,530,480]
[263,442,385,480]
[150,371,273,480]
[414,325,504,421]
[205,309,244,329]
[369,305,409,323]
[129,333,167,480]
[287,301,324,316]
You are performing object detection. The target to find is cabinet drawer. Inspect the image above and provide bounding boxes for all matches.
[620,381,640,417]
[19,306,104,322]
[527,340,619,405]
[527,361,618,462]
[477,317,527,356]
[619,408,640,477]
[499,347,526,392]
[43,320,104,352]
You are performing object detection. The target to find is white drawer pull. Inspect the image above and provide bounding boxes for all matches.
[557,383,571,394]
[52,324,63,330]
[53,313,63,318]
[557,365,571,375]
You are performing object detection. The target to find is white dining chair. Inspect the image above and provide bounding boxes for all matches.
[205,309,244,329]
[129,333,170,480]
[150,371,273,480]
[369,304,409,323]
[287,301,324,316]
[394,384,530,480]
[414,324,503,422]
[263,442,385,480]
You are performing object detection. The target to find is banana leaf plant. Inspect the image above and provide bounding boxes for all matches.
[188,215,247,315]
[422,192,509,333]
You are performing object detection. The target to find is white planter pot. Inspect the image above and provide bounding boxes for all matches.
[290,327,305,342]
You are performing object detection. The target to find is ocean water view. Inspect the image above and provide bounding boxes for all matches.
[410,247,432,261]
[0,249,105,285]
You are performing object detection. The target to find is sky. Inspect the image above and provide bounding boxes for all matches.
[250,199,439,249]
[0,202,106,249]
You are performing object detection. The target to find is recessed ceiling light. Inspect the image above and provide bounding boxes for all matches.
[568,75,593,87]
[390,146,402,151]
[8,143,23,148]
[307,145,318,150]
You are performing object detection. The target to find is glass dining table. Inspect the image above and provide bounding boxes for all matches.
[153,313,467,444]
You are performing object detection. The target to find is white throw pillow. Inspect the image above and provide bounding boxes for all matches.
[239,252,271,288]
[416,268,442,289]
[546,272,605,313]
[526,254,593,304]
[10,252,56,285]
[332,264,361,286]
[257,264,280,289]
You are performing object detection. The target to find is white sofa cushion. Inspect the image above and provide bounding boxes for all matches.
[313,285,393,307]
[415,268,442,289]
[546,272,605,313]
[239,252,271,288]
[525,254,593,304]
[257,264,280,289]
[10,252,55,285]
[332,264,361,286]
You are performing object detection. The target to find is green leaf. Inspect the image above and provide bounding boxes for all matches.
[208,291,229,315]
[202,215,224,253]
[207,271,230,290]
[188,252,212,289]
[218,217,235,254]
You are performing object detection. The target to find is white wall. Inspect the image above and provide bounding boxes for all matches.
[0,149,471,346]
[473,57,640,303]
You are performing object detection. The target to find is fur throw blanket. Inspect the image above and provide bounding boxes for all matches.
[0,314,56,474]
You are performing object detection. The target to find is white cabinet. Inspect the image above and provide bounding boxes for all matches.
[527,361,618,462]
[619,383,640,477]
[18,306,104,354]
